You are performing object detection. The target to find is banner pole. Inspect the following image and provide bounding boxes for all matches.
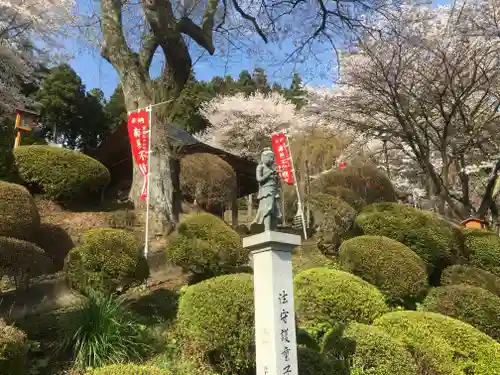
[144,105,153,261]
[284,131,307,240]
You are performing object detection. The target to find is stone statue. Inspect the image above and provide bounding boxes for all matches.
[251,148,282,231]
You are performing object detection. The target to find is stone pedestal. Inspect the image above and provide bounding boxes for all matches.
[243,231,302,375]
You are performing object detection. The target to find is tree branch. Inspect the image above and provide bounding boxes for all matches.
[139,34,159,71]
[231,0,268,43]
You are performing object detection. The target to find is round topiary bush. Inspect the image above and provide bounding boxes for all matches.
[374,311,500,374]
[0,236,52,291]
[0,181,40,241]
[294,268,388,341]
[0,319,29,374]
[421,284,500,340]
[85,364,169,375]
[356,202,462,283]
[311,164,397,204]
[324,186,366,212]
[441,264,500,297]
[35,223,74,272]
[297,347,340,375]
[165,213,247,278]
[14,145,110,201]
[180,153,236,208]
[307,193,357,254]
[339,235,428,306]
[321,323,419,375]
[177,273,254,373]
[462,228,500,277]
[64,228,149,294]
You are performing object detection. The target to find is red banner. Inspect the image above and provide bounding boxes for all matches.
[127,108,150,200]
[271,132,294,185]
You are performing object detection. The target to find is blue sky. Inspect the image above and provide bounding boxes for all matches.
[68,0,452,99]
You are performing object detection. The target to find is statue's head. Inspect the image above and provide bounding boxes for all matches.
[261,148,275,166]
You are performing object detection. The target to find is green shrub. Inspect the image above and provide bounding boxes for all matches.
[65,228,149,294]
[85,364,169,375]
[339,235,428,306]
[421,284,500,340]
[307,193,357,254]
[0,236,52,291]
[177,273,254,374]
[0,319,30,374]
[14,145,110,201]
[35,223,74,271]
[165,213,247,278]
[324,186,366,211]
[311,164,397,204]
[463,228,500,277]
[107,209,137,230]
[62,290,153,370]
[374,311,500,374]
[0,181,40,241]
[294,268,388,341]
[356,202,462,283]
[441,264,500,297]
[297,347,341,375]
[321,323,419,375]
[292,239,338,275]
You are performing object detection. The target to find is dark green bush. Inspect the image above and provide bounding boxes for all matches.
[35,223,74,271]
[311,164,396,204]
[107,209,137,230]
[321,323,419,375]
[292,239,338,275]
[85,364,169,375]
[324,186,366,211]
[297,346,341,375]
[462,229,500,277]
[294,268,388,341]
[339,235,428,306]
[374,311,500,374]
[356,202,462,283]
[0,181,40,241]
[422,284,500,340]
[65,228,149,294]
[0,318,30,374]
[165,213,247,278]
[14,145,110,201]
[62,290,153,370]
[0,236,52,291]
[177,273,254,374]
[307,193,357,254]
[441,264,500,297]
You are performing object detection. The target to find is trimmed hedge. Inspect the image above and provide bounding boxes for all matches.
[180,153,236,207]
[177,273,254,374]
[463,229,500,277]
[0,319,29,374]
[324,186,366,212]
[356,203,462,283]
[422,284,500,340]
[339,236,428,306]
[14,145,110,201]
[441,264,500,297]
[165,213,247,278]
[307,193,357,254]
[311,164,397,204]
[322,323,419,375]
[0,181,40,241]
[292,239,338,275]
[35,223,74,271]
[297,347,340,375]
[65,228,149,294]
[0,236,52,291]
[294,268,388,341]
[85,364,169,375]
[374,311,500,374]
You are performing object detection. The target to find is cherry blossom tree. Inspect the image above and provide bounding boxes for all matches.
[323,1,500,218]
[0,0,74,116]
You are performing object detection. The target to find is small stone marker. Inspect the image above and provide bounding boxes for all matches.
[243,230,302,375]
